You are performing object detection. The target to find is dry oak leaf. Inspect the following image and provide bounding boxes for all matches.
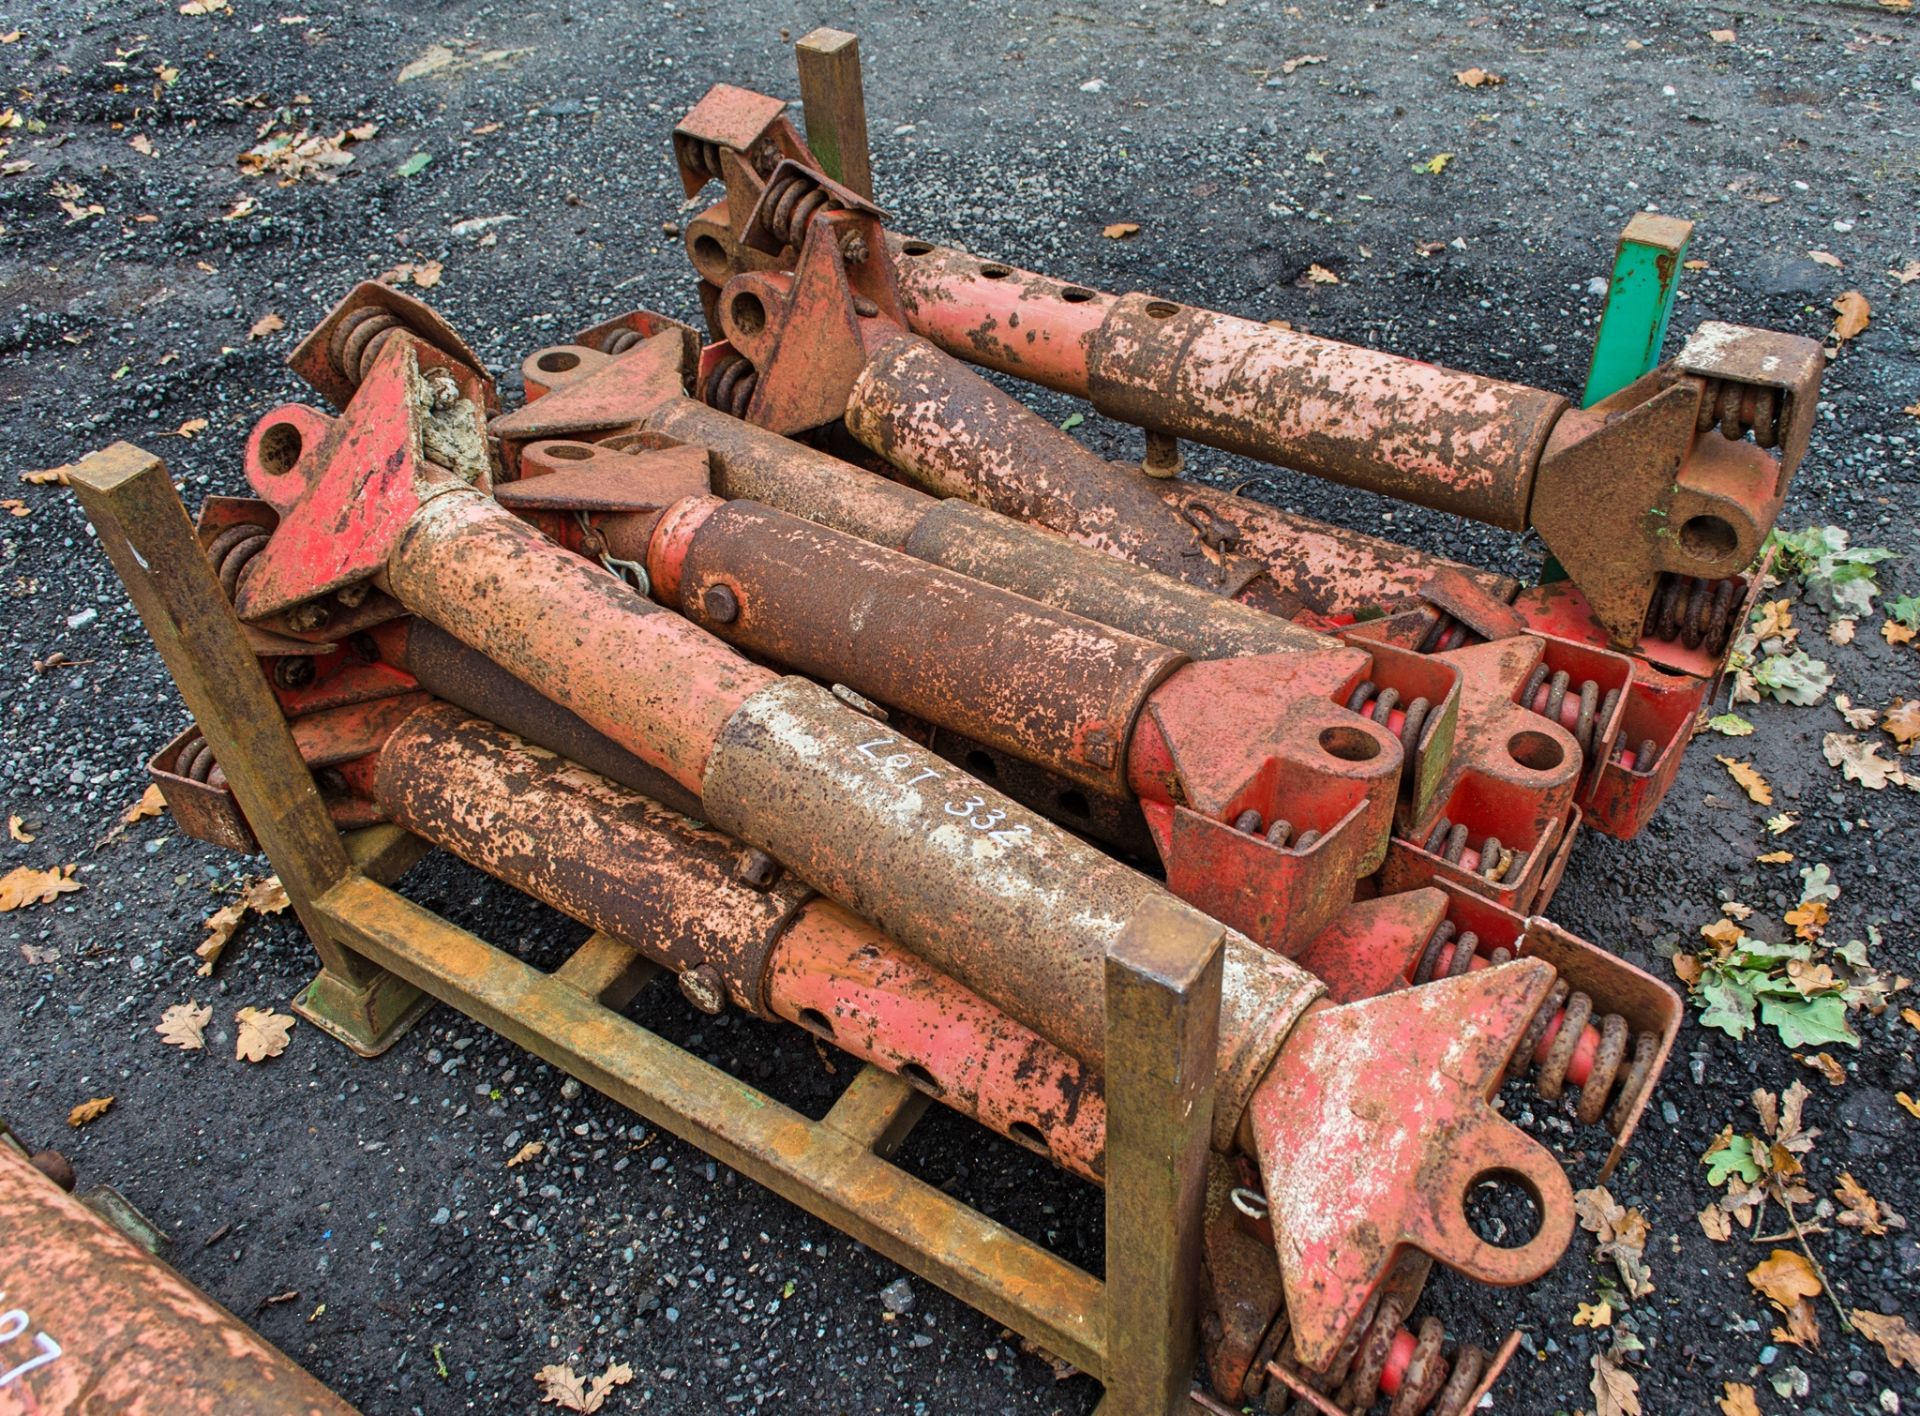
[1903,1006,1920,1034]
[1807,249,1842,269]
[1784,899,1828,941]
[1828,617,1856,645]
[248,311,285,339]
[1892,260,1920,285]
[1454,67,1503,87]
[1801,1051,1846,1086]
[1852,1310,1920,1369]
[1575,1185,1654,1299]
[0,863,82,911]
[1773,1296,1821,1349]
[1830,290,1870,343]
[506,1140,545,1168]
[68,1096,114,1127]
[1709,27,1737,41]
[173,417,209,438]
[1823,732,1910,790]
[1835,1170,1904,1235]
[1305,263,1341,284]
[1747,1247,1821,1310]
[534,1360,634,1413]
[197,875,290,976]
[1720,1382,1762,1416]
[1590,1347,1640,1416]
[1101,222,1139,240]
[235,1006,295,1062]
[1757,850,1794,864]
[8,814,34,843]
[1884,700,1920,749]
[1886,620,1917,647]
[1835,693,1878,729]
[1697,1205,1733,1241]
[1900,1093,1920,1119]
[410,259,444,288]
[122,783,166,824]
[157,1001,212,1051]
[21,464,71,485]
[1573,1300,1612,1327]
[1716,755,1773,805]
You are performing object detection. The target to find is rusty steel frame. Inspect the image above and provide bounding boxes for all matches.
[67,443,1237,1415]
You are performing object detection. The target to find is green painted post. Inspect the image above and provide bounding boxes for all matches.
[1582,211,1695,406]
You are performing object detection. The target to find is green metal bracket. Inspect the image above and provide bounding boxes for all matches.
[1582,211,1694,407]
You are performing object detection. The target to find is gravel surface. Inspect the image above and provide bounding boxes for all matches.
[2,1,1917,1413]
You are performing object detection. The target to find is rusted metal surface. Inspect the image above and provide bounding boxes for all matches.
[667,498,1188,798]
[0,1135,359,1416]
[845,332,1274,599]
[698,676,1322,1126]
[397,618,704,818]
[902,499,1337,660]
[771,897,1109,1183]
[1244,963,1577,1372]
[1086,295,1565,530]
[288,278,496,415]
[386,485,776,792]
[377,704,805,1013]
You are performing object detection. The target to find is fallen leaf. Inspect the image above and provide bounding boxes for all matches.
[1784,899,1827,941]
[122,783,166,824]
[8,814,34,843]
[534,1360,634,1413]
[1280,54,1326,75]
[197,875,290,975]
[1830,290,1870,343]
[396,151,433,178]
[1574,1300,1613,1327]
[1823,732,1910,790]
[1,498,30,517]
[1835,693,1878,729]
[397,44,456,83]
[506,1140,545,1167]
[129,134,155,157]
[1900,1093,1920,1119]
[1903,1007,1920,1034]
[235,1006,295,1062]
[1685,258,1711,270]
[20,464,71,485]
[1698,1205,1733,1241]
[1717,756,1773,805]
[1414,152,1454,174]
[173,417,209,438]
[1709,27,1737,41]
[1454,67,1503,87]
[1304,263,1341,284]
[179,0,230,12]
[1758,850,1794,864]
[1828,617,1856,645]
[1590,1347,1640,1416]
[68,1096,114,1126]
[409,259,443,288]
[1835,1171,1904,1236]
[1852,1310,1920,1369]
[1886,621,1917,646]
[249,312,285,339]
[1806,249,1842,268]
[1102,222,1139,239]
[0,863,82,911]
[1672,954,1702,985]
[1575,1185,1654,1299]
[1708,712,1754,736]
[1747,1248,1821,1311]
[1801,1052,1846,1086]
[1720,1382,1761,1416]
[1891,260,1920,285]
[1772,1297,1821,1349]
[224,196,256,220]
[156,1001,212,1050]
[470,121,502,135]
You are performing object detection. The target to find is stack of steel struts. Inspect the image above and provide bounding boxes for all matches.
[81,75,1828,1416]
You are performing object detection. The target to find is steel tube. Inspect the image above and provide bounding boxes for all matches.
[666,499,1188,798]
[887,241,1569,530]
[383,482,776,792]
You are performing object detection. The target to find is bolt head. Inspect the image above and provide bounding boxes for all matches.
[702,583,740,623]
[677,964,727,1015]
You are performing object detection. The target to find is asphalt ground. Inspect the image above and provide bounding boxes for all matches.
[2,1,1917,1412]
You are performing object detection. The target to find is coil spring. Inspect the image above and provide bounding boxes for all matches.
[1697,377,1783,449]
[1416,612,1473,655]
[1257,1293,1487,1416]
[1231,808,1321,854]
[1415,919,1660,1133]
[760,170,842,249]
[1643,572,1740,655]
[1417,817,1526,886]
[174,736,221,786]
[1612,734,1660,775]
[674,131,727,181]
[701,350,759,418]
[598,325,645,355]
[328,305,405,387]
[204,522,272,601]
[1344,681,1434,788]
[1518,666,1620,763]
